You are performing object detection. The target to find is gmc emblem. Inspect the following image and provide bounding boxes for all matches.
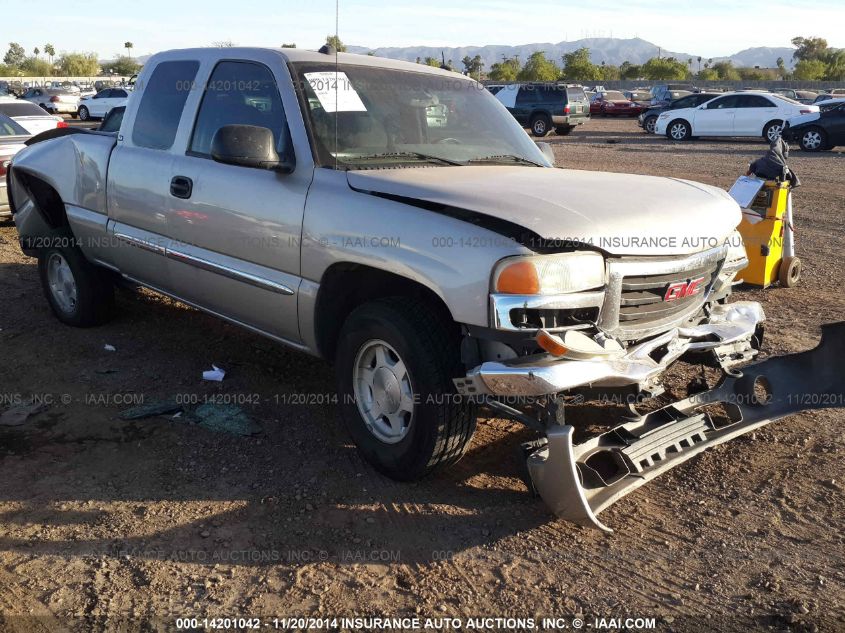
[664,277,705,302]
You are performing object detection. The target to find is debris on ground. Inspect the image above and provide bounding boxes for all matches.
[119,401,182,420]
[190,403,261,436]
[0,400,48,427]
[202,364,226,382]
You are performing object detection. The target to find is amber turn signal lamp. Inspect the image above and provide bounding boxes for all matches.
[537,330,568,357]
[495,261,540,294]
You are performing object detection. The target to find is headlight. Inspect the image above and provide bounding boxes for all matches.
[493,252,606,295]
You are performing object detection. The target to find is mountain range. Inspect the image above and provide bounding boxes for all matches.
[346,37,796,70]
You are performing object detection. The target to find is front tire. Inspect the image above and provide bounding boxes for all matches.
[778,256,802,287]
[336,297,476,481]
[38,242,115,327]
[799,127,827,152]
[667,119,692,141]
[643,116,658,134]
[78,106,89,121]
[530,114,551,137]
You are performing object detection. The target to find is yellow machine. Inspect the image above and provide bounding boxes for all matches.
[737,180,801,288]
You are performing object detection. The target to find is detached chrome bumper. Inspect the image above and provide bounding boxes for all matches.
[454,301,765,397]
[529,322,845,531]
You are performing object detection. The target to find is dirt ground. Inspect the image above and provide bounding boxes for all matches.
[1,117,844,633]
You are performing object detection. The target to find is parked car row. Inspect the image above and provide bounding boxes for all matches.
[0,83,131,131]
[0,113,31,219]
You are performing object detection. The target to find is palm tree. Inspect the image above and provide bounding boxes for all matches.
[44,43,55,66]
[697,56,702,73]
[124,42,134,58]
[33,46,40,58]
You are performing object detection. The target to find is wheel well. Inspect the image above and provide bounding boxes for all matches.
[314,263,457,360]
[11,171,69,229]
[530,111,551,121]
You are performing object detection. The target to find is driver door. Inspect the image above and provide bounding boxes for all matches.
[694,95,739,136]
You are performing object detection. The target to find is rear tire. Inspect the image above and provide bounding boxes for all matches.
[555,125,573,136]
[763,120,784,143]
[530,114,551,137]
[778,256,802,288]
[798,127,827,152]
[38,242,115,327]
[336,297,477,481]
[666,119,692,141]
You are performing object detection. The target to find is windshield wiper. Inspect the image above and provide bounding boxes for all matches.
[467,154,545,167]
[345,151,464,166]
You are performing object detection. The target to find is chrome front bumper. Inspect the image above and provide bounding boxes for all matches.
[455,301,765,397]
[529,322,845,531]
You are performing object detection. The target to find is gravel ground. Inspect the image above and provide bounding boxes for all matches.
[0,117,844,633]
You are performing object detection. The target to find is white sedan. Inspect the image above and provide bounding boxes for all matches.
[0,100,67,135]
[655,91,818,142]
[77,88,131,121]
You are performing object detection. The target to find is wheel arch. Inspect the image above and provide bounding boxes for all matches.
[312,262,458,361]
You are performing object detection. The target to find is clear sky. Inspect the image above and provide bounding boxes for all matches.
[3,0,843,59]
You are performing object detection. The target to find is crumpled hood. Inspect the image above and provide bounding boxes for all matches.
[347,166,741,255]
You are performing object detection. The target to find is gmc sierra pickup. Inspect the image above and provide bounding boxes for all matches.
[7,47,843,530]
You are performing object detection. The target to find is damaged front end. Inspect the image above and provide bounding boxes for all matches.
[455,242,844,529]
[527,323,845,531]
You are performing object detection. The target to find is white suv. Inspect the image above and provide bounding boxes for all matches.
[655,91,818,142]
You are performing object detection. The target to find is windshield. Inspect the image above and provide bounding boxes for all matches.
[292,63,548,169]
[603,91,627,100]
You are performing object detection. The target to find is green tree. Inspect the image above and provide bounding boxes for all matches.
[791,36,828,61]
[561,47,601,81]
[20,57,53,76]
[517,51,560,81]
[33,46,40,58]
[488,57,521,81]
[58,52,100,76]
[711,61,740,80]
[3,42,26,67]
[641,56,687,80]
[792,58,827,80]
[461,54,484,79]
[619,61,641,80]
[599,63,621,81]
[44,43,55,66]
[103,55,140,75]
[212,40,236,47]
[698,68,718,81]
[0,63,19,76]
[825,50,845,80]
[422,56,441,68]
[325,35,347,52]
[281,43,297,48]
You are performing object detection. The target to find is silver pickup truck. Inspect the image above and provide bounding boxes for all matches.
[8,47,841,530]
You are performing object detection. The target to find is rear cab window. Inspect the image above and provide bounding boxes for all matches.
[132,60,200,150]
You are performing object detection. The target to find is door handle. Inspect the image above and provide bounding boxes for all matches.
[170,176,193,199]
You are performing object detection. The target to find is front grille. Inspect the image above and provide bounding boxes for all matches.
[599,252,727,341]
[617,262,719,327]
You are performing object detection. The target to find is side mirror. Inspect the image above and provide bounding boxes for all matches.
[211,124,294,172]
[536,141,556,166]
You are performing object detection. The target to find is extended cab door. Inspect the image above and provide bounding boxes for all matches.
[693,95,739,135]
[163,59,310,344]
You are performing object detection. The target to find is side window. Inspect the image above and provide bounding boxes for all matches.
[114,90,128,98]
[708,96,738,109]
[516,88,539,106]
[189,60,287,158]
[132,60,199,150]
[738,95,774,108]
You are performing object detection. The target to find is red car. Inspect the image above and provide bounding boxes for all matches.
[589,90,644,116]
